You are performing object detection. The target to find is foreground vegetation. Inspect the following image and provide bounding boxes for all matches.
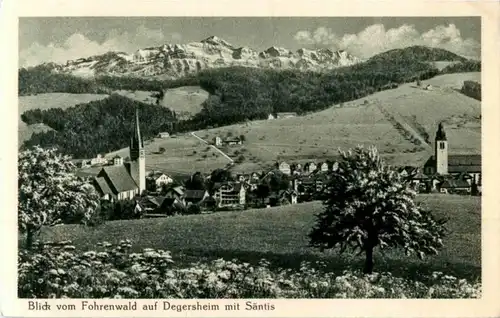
[18,239,480,298]
[37,195,480,281]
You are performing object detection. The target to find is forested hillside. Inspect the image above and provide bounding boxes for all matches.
[19,46,481,158]
[21,95,176,157]
[367,46,469,63]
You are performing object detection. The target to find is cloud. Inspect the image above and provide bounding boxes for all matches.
[19,25,182,67]
[293,24,480,59]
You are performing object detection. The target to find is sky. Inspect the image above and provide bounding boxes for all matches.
[19,17,481,67]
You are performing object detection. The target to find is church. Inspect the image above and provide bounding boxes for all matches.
[423,122,481,188]
[92,108,146,201]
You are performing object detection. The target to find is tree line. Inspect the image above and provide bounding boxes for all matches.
[19,46,481,158]
[21,94,176,158]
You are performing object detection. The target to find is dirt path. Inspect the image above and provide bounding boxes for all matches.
[376,104,431,150]
[191,132,234,164]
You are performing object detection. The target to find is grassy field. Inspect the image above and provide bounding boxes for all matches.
[18,93,109,145]
[195,72,480,173]
[114,86,209,119]
[37,194,481,281]
[78,133,231,177]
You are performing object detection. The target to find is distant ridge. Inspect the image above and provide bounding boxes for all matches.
[368,46,470,63]
[21,36,362,79]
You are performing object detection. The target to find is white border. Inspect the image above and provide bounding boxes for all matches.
[1,1,499,317]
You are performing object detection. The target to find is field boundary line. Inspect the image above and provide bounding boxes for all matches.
[191,132,234,163]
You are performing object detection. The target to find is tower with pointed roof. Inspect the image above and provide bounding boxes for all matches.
[130,107,146,193]
[435,122,448,175]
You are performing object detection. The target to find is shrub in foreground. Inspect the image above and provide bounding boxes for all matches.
[18,240,480,299]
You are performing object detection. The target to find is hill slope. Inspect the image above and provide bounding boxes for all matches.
[113,86,209,119]
[195,72,480,173]
[18,93,109,145]
[368,46,469,63]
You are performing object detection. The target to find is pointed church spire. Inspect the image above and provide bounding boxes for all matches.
[131,107,143,150]
[130,107,144,161]
[435,122,447,141]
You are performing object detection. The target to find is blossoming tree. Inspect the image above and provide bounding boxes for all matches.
[18,146,100,249]
[309,146,447,274]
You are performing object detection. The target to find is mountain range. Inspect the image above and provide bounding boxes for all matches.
[28,36,363,79]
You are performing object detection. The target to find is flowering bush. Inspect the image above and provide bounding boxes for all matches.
[18,240,481,299]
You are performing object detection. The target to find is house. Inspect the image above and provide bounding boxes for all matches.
[214,136,223,146]
[135,196,164,214]
[224,137,242,146]
[303,162,317,174]
[183,189,210,205]
[411,170,430,191]
[279,189,298,205]
[268,114,275,120]
[268,189,298,206]
[294,163,303,174]
[164,186,185,202]
[250,172,261,182]
[112,155,124,166]
[157,132,170,138]
[425,84,433,91]
[399,166,418,178]
[276,112,297,119]
[147,171,174,190]
[244,181,258,191]
[277,161,291,175]
[71,158,92,169]
[236,174,248,182]
[423,123,481,187]
[92,108,146,201]
[90,154,108,166]
[213,182,246,208]
[319,162,329,173]
[292,176,315,194]
[135,195,186,216]
[329,161,339,171]
[439,178,471,194]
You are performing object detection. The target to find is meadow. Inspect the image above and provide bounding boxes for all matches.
[79,133,232,176]
[38,194,481,281]
[196,73,480,173]
[113,86,209,119]
[18,93,108,145]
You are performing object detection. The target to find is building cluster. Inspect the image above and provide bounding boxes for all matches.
[213,136,243,147]
[267,112,298,120]
[87,110,481,218]
[420,122,481,195]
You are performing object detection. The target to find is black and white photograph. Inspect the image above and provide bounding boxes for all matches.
[14,15,484,302]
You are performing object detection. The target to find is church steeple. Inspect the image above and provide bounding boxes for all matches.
[435,122,448,175]
[130,107,144,155]
[435,122,447,141]
[129,107,146,193]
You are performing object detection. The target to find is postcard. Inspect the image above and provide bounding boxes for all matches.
[1,0,499,317]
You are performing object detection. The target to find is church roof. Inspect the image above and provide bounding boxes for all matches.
[441,178,470,189]
[98,165,138,194]
[423,154,481,173]
[93,177,114,196]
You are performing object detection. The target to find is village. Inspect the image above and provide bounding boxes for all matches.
[81,109,481,219]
